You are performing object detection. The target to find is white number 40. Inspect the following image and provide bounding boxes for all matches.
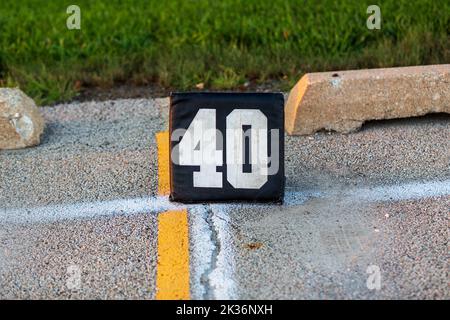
[172,108,277,189]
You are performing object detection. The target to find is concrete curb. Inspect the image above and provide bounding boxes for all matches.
[285,64,450,135]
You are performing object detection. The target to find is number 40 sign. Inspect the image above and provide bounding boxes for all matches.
[169,92,285,203]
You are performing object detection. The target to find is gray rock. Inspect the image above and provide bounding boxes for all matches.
[0,88,45,149]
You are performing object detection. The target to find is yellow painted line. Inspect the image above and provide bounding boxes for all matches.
[156,209,190,300]
[156,131,170,196]
[155,131,190,300]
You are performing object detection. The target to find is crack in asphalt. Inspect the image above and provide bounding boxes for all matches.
[200,204,221,300]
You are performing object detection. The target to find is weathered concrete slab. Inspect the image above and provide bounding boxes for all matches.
[285,65,450,135]
[0,88,45,149]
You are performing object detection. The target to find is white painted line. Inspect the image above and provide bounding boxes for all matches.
[347,179,450,202]
[1,178,448,300]
[188,205,216,299]
[187,204,238,300]
[1,179,448,224]
[283,179,450,206]
[199,178,450,300]
[208,204,237,300]
[0,196,181,224]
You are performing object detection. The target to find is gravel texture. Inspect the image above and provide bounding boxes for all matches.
[217,194,449,299]
[0,98,168,208]
[0,213,158,299]
[285,113,450,190]
[0,98,448,299]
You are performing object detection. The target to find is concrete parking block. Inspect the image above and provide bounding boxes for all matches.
[285,65,450,135]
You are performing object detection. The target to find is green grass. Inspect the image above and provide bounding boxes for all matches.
[0,0,448,104]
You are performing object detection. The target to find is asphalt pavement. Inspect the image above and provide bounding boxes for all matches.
[0,98,448,299]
